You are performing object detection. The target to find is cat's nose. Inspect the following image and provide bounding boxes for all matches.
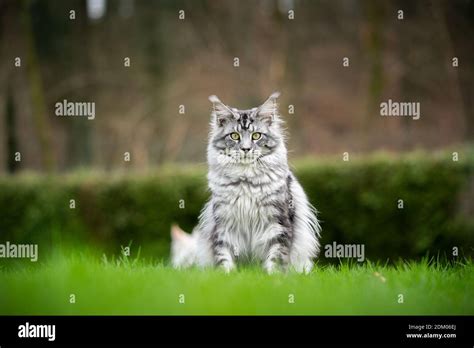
[241,147,251,153]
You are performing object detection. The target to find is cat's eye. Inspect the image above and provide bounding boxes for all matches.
[230,132,240,141]
[252,132,262,140]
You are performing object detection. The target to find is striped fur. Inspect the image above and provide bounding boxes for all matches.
[171,92,321,273]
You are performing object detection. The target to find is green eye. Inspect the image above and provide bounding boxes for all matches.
[230,132,240,140]
[252,132,262,140]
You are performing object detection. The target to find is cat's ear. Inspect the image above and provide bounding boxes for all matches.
[256,91,280,125]
[209,95,235,127]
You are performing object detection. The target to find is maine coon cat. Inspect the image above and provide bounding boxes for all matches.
[171,92,321,273]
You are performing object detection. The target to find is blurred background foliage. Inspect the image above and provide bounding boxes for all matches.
[0,0,473,261]
[0,0,473,171]
[0,150,472,261]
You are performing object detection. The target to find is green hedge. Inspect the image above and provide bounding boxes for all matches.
[0,150,473,262]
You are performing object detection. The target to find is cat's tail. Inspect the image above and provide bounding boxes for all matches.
[170,224,198,268]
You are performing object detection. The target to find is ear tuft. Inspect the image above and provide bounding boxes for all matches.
[208,94,235,127]
[208,95,221,103]
[257,91,281,125]
[268,91,280,100]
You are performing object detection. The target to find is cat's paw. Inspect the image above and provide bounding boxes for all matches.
[292,260,314,274]
[220,261,235,274]
[303,262,313,274]
[264,261,283,274]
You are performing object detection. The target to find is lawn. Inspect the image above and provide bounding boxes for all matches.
[0,252,473,315]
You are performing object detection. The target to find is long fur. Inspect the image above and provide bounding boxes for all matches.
[171,92,321,273]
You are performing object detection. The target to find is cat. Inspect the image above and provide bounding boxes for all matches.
[171,92,321,273]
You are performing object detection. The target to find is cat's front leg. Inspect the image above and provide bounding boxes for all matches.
[211,234,235,273]
[263,227,291,274]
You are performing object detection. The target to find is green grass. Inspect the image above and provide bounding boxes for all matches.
[0,252,473,315]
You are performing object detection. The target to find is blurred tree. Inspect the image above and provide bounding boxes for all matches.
[5,87,18,172]
[364,0,385,138]
[22,0,55,171]
[441,0,474,140]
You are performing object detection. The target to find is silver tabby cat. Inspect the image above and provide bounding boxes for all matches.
[171,92,321,273]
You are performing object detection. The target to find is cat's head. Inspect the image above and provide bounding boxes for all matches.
[207,92,286,167]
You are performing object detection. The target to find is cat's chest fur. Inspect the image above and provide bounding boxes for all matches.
[209,170,287,258]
